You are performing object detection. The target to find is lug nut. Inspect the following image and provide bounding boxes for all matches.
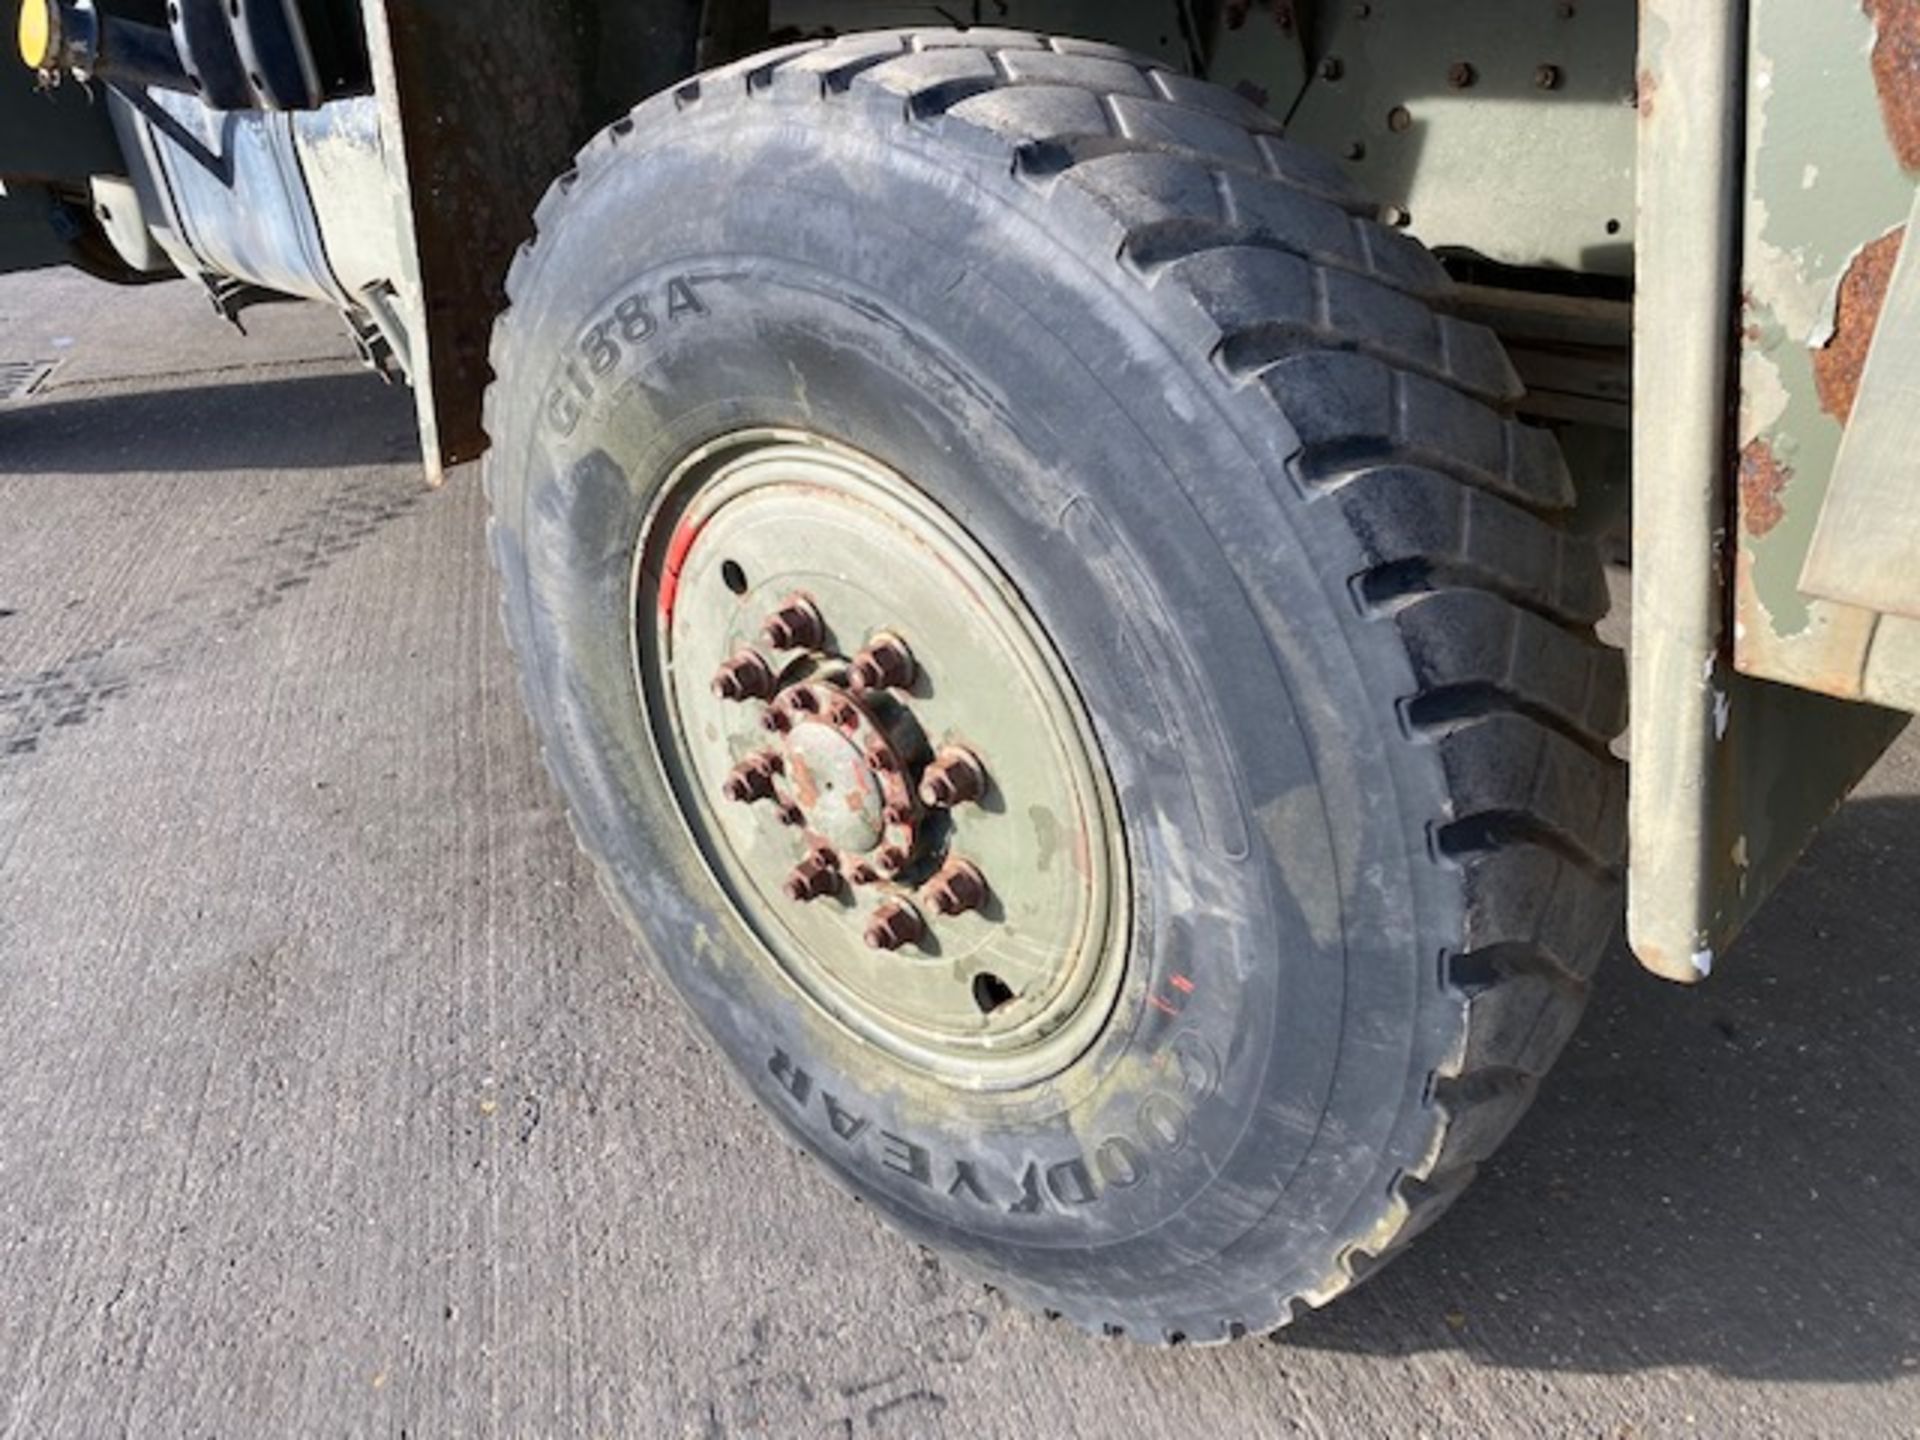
[783,849,843,902]
[722,752,781,804]
[883,799,915,824]
[830,702,859,730]
[849,633,916,693]
[761,594,825,651]
[846,861,879,885]
[863,900,925,952]
[874,844,910,876]
[865,743,896,774]
[777,802,804,827]
[918,747,986,809]
[711,650,776,702]
[924,857,988,917]
[760,708,791,734]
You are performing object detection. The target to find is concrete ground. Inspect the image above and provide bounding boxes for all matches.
[3,268,1918,1440]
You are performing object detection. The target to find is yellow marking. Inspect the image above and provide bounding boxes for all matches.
[17,0,52,69]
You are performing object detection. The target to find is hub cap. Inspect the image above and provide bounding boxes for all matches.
[633,431,1128,1089]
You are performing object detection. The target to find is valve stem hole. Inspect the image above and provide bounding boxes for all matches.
[721,559,748,595]
[971,973,1015,1014]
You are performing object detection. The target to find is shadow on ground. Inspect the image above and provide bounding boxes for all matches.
[0,369,417,473]
[1284,790,1920,1382]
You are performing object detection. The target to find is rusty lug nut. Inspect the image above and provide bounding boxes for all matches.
[865,743,896,773]
[924,857,988,918]
[883,799,915,825]
[761,594,825,651]
[874,844,910,876]
[783,850,843,902]
[777,802,804,827]
[847,861,879,885]
[863,900,925,952]
[759,707,791,734]
[711,650,776,702]
[787,687,819,714]
[849,633,916,694]
[1446,61,1475,89]
[722,755,779,804]
[918,747,986,809]
[830,702,859,730]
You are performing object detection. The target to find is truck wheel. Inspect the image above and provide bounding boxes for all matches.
[481,29,1625,1342]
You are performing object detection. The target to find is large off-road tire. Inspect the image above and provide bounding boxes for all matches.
[481,29,1626,1342]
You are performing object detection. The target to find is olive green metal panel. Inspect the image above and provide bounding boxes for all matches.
[1733,0,1920,715]
[1801,184,1920,620]
[1630,0,1909,985]
[1627,0,1746,984]
[1284,0,1636,275]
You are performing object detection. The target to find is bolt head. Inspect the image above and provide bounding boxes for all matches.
[925,858,987,917]
[1446,61,1475,88]
[783,851,842,902]
[875,845,909,875]
[760,709,790,734]
[863,900,924,951]
[848,633,916,694]
[761,595,825,651]
[1535,63,1561,90]
[711,650,775,702]
[917,747,986,809]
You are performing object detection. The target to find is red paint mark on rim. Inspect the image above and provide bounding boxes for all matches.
[657,516,706,621]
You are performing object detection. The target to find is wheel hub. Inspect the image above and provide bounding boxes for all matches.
[634,431,1128,1089]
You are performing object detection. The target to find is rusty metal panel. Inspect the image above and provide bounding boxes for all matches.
[1624,0,1908,984]
[1283,0,1636,275]
[1801,185,1920,618]
[362,0,703,481]
[1732,0,1920,714]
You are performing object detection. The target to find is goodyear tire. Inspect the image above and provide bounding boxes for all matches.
[482,30,1626,1342]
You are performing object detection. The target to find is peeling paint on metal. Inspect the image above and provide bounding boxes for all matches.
[1738,438,1791,537]
[1736,0,1916,668]
[1812,224,1906,421]
[1866,0,1920,171]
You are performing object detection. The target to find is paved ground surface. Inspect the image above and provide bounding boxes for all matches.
[3,268,1920,1439]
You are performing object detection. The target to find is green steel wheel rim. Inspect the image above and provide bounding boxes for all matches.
[632,430,1130,1091]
